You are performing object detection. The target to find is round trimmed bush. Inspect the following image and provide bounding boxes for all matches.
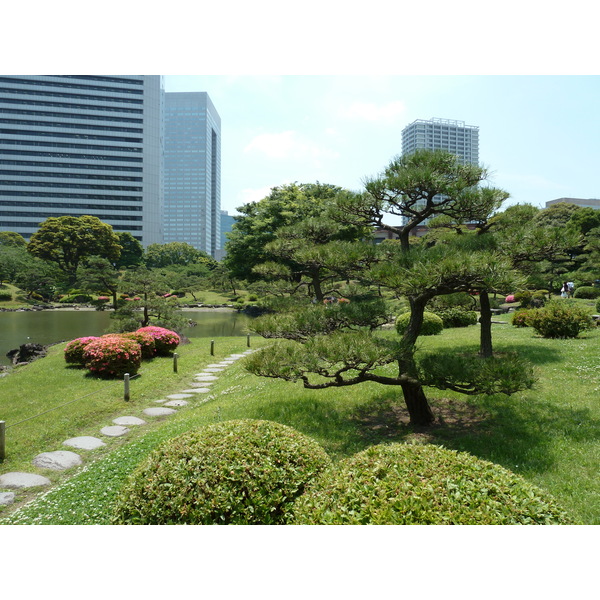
[573,286,600,299]
[291,444,573,525]
[505,294,516,303]
[83,335,142,377]
[528,300,593,339]
[118,331,156,359]
[395,311,443,336]
[433,307,478,328]
[64,336,100,366]
[136,326,180,355]
[596,298,600,313]
[111,419,332,525]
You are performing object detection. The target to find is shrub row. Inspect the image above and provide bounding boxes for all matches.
[111,420,573,525]
[64,326,180,378]
[0,290,12,301]
[573,286,600,299]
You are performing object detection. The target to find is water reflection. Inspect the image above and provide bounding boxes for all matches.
[0,310,252,366]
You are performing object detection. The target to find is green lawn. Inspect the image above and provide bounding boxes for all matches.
[2,314,599,524]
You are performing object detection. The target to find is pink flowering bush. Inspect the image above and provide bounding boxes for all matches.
[83,336,142,378]
[136,326,180,355]
[119,331,156,359]
[505,294,516,304]
[64,336,101,366]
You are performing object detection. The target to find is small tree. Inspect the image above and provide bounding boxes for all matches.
[76,256,121,310]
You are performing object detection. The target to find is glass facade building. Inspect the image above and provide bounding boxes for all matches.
[164,92,221,256]
[0,75,163,244]
[401,117,479,164]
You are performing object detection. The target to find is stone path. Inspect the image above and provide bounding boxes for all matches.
[0,350,255,506]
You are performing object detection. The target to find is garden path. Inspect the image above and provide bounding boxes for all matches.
[0,350,255,506]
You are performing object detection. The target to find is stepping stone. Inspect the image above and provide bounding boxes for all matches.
[101,425,130,437]
[113,416,146,426]
[0,492,15,506]
[203,368,224,372]
[164,399,189,407]
[63,436,107,450]
[166,393,193,400]
[143,407,177,417]
[229,354,245,358]
[188,381,214,387]
[205,363,224,368]
[153,399,168,404]
[32,450,83,471]
[194,375,219,381]
[181,388,211,394]
[218,362,234,366]
[0,472,51,489]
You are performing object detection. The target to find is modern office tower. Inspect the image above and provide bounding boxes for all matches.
[401,117,479,164]
[0,75,163,244]
[216,209,236,260]
[163,92,221,256]
[546,198,600,210]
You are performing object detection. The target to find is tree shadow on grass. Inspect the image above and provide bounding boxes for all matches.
[241,385,600,479]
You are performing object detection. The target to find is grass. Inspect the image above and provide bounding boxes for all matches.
[1,312,600,524]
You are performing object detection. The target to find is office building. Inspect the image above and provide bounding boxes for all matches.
[163,92,221,256]
[401,117,479,164]
[0,75,163,244]
[546,198,600,210]
[216,209,236,260]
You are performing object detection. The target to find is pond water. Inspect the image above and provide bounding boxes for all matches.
[0,309,253,366]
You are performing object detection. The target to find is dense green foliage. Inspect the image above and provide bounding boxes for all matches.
[395,311,444,336]
[528,300,594,338]
[432,307,478,328]
[112,419,332,525]
[573,286,600,299]
[511,308,533,327]
[291,443,573,524]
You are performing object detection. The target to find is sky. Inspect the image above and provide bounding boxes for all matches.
[164,75,600,216]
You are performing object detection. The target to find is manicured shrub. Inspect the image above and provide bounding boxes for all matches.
[118,331,156,359]
[0,290,12,301]
[596,298,600,313]
[136,326,180,355]
[511,308,533,328]
[291,443,573,525]
[64,336,100,366]
[432,307,478,328]
[59,293,93,304]
[111,419,332,525]
[528,300,594,339]
[83,335,142,377]
[395,311,443,336]
[505,294,516,303]
[573,286,600,299]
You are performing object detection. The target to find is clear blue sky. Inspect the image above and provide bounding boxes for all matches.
[165,75,600,216]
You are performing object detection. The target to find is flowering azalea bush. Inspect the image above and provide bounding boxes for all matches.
[118,331,156,359]
[64,336,101,366]
[83,336,142,378]
[136,326,180,355]
[505,294,516,303]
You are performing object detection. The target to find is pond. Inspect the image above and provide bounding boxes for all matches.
[0,309,253,366]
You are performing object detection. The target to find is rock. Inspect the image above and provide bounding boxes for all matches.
[181,388,211,393]
[6,343,47,365]
[100,425,130,437]
[202,368,224,372]
[32,450,83,471]
[188,381,214,387]
[194,374,219,381]
[143,407,177,417]
[63,436,107,450]
[0,472,51,489]
[166,393,193,400]
[0,491,15,506]
[164,400,189,407]
[112,416,146,426]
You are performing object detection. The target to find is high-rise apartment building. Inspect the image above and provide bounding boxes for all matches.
[0,75,163,244]
[164,92,221,256]
[401,117,479,165]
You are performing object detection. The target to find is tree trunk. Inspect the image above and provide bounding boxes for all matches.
[400,379,435,426]
[479,290,493,358]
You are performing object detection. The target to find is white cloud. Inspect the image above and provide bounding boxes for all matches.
[340,100,406,122]
[237,185,278,205]
[243,130,339,163]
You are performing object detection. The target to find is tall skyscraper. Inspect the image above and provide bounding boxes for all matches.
[400,118,479,229]
[163,92,221,256]
[401,117,479,165]
[0,75,163,244]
